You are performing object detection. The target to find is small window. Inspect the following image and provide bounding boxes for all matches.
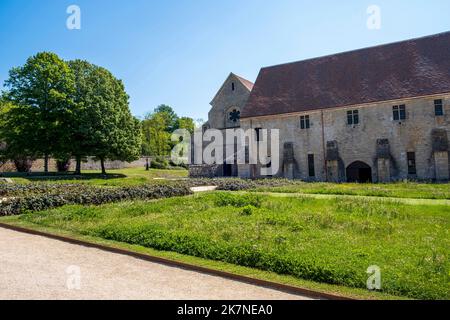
[300,115,310,129]
[231,82,235,91]
[255,128,262,142]
[434,99,444,116]
[308,154,315,177]
[407,152,416,175]
[393,105,406,121]
[347,110,359,125]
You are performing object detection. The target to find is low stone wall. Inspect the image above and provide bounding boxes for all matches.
[0,157,149,173]
[189,164,222,178]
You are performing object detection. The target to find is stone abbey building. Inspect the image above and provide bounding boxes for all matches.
[192,32,450,182]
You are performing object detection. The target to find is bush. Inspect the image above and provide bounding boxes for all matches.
[150,157,169,169]
[0,184,192,216]
[240,205,256,216]
[214,192,262,208]
[13,158,33,173]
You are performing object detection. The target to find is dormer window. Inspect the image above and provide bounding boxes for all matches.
[231,82,235,91]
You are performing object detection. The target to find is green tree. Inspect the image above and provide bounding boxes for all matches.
[67,60,141,175]
[142,112,171,157]
[2,52,75,173]
[176,116,195,134]
[153,104,178,132]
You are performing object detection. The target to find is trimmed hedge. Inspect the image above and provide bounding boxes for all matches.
[0,184,192,216]
[185,178,297,191]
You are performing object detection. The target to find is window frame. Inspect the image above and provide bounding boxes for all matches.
[393,105,406,121]
[300,115,310,129]
[434,99,444,116]
[347,110,359,125]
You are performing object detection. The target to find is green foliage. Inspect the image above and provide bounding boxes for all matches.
[150,157,169,169]
[153,104,179,132]
[1,52,75,168]
[142,112,171,156]
[0,184,192,216]
[254,181,450,200]
[176,117,195,134]
[214,192,262,208]
[0,54,141,174]
[240,205,256,216]
[141,105,195,157]
[67,60,142,169]
[17,192,450,299]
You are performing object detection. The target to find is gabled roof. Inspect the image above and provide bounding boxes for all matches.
[210,73,254,105]
[234,74,254,91]
[241,32,450,119]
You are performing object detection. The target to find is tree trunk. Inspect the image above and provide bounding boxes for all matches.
[75,156,81,175]
[100,157,106,175]
[44,154,49,175]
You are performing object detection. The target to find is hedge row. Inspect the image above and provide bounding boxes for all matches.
[185,178,298,191]
[0,184,192,216]
[0,183,87,197]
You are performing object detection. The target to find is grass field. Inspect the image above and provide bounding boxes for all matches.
[5,191,449,300]
[252,182,450,200]
[3,167,188,186]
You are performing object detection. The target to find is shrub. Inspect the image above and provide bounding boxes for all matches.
[214,192,262,208]
[0,184,192,216]
[150,157,169,169]
[240,205,256,216]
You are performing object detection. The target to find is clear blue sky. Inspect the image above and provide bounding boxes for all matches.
[1,0,449,121]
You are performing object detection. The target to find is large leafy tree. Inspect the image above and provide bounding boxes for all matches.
[67,60,141,174]
[2,52,75,173]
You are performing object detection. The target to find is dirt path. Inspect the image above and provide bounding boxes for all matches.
[0,227,311,300]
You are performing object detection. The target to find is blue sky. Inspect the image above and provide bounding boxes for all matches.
[0,0,449,121]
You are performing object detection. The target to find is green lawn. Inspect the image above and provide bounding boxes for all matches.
[252,182,450,200]
[6,191,449,300]
[3,167,188,186]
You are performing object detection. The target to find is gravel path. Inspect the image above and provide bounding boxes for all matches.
[0,227,311,300]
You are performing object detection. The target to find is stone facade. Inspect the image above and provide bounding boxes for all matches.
[201,84,450,182]
[239,94,450,182]
[195,33,450,182]
[190,73,252,178]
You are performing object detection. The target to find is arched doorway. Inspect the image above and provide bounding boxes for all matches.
[346,161,372,183]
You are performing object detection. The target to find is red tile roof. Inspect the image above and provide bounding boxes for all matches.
[241,32,450,118]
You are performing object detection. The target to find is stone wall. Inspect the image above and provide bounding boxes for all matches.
[239,94,450,182]
[0,157,148,173]
[189,164,222,178]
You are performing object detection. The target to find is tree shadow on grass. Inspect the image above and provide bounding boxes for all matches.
[1,172,127,182]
